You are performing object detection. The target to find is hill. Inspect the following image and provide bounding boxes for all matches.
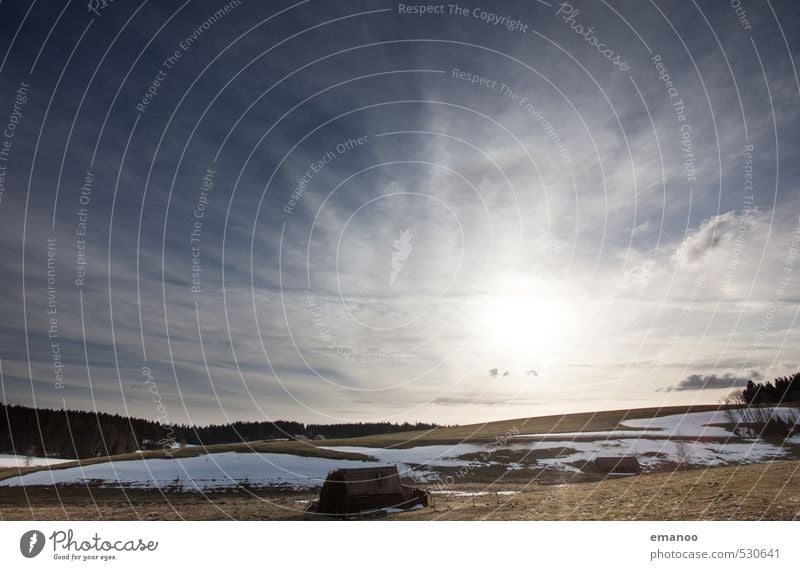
[0,403,739,483]
[0,402,439,460]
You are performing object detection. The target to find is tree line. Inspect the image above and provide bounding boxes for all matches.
[0,403,439,459]
[725,372,800,439]
[740,372,800,405]
[0,403,165,459]
[184,419,440,445]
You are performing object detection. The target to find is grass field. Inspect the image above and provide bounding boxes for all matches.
[314,404,730,447]
[0,403,729,484]
[3,403,797,521]
[1,459,797,520]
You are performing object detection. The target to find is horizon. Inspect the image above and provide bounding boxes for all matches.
[0,1,798,427]
[1,397,734,428]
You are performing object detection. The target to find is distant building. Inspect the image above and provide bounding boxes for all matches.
[595,455,640,474]
[312,434,326,440]
[315,465,427,515]
[293,434,309,441]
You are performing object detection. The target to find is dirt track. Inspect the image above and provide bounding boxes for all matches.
[1,460,798,521]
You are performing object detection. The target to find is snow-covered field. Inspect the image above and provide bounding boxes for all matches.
[501,408,799,469]
[0,454,73,468]
[0,447,466,489]
[0,452,381,490]
[509,438,790,469]
[326,436,793,474]
[0,409,797,490]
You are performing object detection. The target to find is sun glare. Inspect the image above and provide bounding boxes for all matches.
[483,295,565,356]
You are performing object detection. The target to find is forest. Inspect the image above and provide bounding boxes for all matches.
[0,403,440,459]
[741,372,800,405]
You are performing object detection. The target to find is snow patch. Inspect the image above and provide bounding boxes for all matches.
[0,454,73,468]
[0,452,382,490]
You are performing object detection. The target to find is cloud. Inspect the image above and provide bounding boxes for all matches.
[0,1,798,425]
[671,211,744,267]
[432,396,532,406]
[661,370,763,392]
[631,220,651,237]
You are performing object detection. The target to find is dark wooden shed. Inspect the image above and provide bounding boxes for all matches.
[317,465,427,515]
[595,455,641,474]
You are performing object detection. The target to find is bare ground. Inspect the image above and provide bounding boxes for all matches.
[2,460,798,521]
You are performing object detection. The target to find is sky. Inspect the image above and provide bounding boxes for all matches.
[0,0,798,427]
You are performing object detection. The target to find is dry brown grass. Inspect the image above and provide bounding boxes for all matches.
[2,460,797,521]
[405,460,800,520]
[0,404,727,483]
[311,404,727,448]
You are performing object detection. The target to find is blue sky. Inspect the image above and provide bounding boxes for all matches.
[0,0,798,426]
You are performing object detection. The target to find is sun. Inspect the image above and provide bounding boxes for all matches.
[481,295,565,357]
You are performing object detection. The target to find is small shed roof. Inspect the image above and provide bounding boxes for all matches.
[327,466,404,496]
[595,455,640,472]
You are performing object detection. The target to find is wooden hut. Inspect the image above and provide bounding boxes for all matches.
[595,455,640,474]
[316,465,427,515]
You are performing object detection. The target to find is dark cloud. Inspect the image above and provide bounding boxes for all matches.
[661,370,763,392]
